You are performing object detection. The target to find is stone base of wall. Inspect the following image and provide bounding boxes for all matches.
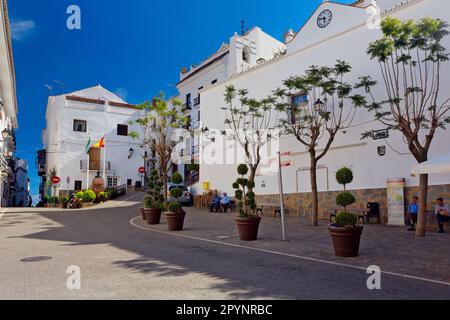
[256,184,450,227]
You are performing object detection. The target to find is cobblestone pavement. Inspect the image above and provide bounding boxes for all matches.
[0,195,449,300]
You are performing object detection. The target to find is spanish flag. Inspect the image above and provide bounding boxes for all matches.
[93,136,105,148]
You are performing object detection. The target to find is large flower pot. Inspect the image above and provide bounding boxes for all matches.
[235,216,262,241]
[145,208,162,225]
[328,225,364,257]
[140,208,147,220]
[165,211,186,231]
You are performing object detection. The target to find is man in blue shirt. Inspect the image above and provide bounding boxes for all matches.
[209,193,221,213]
[222,193,231,213]
[407,197,419,231]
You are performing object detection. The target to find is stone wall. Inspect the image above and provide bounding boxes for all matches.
[256,184,450,225]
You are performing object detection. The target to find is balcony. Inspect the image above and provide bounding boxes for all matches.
[192,145,200,155]
[80,160,111,172]
[193,97,200,107]
[183,102,192,110]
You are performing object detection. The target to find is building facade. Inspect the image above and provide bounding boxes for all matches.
[199,0,450,221]
[175,26,285,191]
[0,0,18,207]
[39,85,146,199]
[10,158,30,207]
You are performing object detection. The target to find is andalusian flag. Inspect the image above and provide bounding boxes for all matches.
[85,137,91,154]
[93,137,105,148]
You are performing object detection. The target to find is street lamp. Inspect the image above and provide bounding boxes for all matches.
[314,98,325,112]
[128,148,135,159]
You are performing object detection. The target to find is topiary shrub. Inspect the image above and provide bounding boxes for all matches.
[145,169,164,210]
[81,190,96,203]
[75,191,84,200]
[233,164,257,218]
[335,167,358,226]
[336,192,356,209]
[168,202,182,213]
[98,191,109,202]
[335,212,358,228]
[50,197,59,204]
[166,172,184,213]
[336,167,353,189]
[42,194,50,204]
[60,196,69,204]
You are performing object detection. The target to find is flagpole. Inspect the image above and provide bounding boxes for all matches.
[103,137,106,183]
[87,152,90,190]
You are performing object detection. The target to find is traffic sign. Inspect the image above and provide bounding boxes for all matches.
[138,167,145,174]
[51,176,61,185]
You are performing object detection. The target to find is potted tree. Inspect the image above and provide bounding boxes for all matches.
[328,167,363,257]
[165,172,186,231]
[61,195,70,209]
[143,169,164,225]
[233,164,260,241]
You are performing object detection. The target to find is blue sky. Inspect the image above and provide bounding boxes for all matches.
[8,0,353,201]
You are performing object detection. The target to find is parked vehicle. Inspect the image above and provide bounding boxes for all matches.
[167,184,192,206]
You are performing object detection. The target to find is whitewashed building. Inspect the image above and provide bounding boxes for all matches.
[0,0,18,207]
[11,159,30,207]
[40,85,147,198]
[175,27,285,192]
[199,0,450,221]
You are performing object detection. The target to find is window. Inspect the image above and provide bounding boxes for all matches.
[74,181,82,191]
[211,79,217,85]
[107,177,119,188]
[186,93,191,109]
[290,93,308,124]
[127,179,132,186]
[73,120,87,132]
[198,111,201,122]
[89,147,101,170]
[242,46,251,63]
[117,124,128,136]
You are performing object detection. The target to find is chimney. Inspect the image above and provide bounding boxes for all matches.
[283,29,296,44]
[181,67,188,74]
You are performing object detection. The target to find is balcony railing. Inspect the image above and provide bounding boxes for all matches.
[193,97,200,107]
[80,160,111,172]
[183,102,192,110]
[192,145,200,155]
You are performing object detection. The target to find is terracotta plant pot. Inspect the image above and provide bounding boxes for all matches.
[328,225,364,257]
[144,208,162,225]
[165,211,186,231]
[140,208,147,220]
[235,216,262,241]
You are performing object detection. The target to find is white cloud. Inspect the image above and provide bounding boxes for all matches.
[114,88,128,101]
[10,19,36,41]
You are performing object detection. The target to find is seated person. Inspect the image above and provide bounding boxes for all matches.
[209,194,221,213]
[435,197,450,234]
[68,194,79,209]
[221,193,231,212]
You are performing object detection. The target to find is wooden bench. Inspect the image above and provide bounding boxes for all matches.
[256,203,282,217]
[329,207,374,224]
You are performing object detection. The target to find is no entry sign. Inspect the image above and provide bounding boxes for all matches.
[51,176,61,185]
[138,167,145,174]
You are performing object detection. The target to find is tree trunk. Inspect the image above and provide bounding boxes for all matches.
[415,174,429,237]
[310,158,319,227]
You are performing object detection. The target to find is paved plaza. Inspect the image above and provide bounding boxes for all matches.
[0,194,449,300]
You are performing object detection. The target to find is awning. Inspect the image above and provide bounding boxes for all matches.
[411,152,450,175]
